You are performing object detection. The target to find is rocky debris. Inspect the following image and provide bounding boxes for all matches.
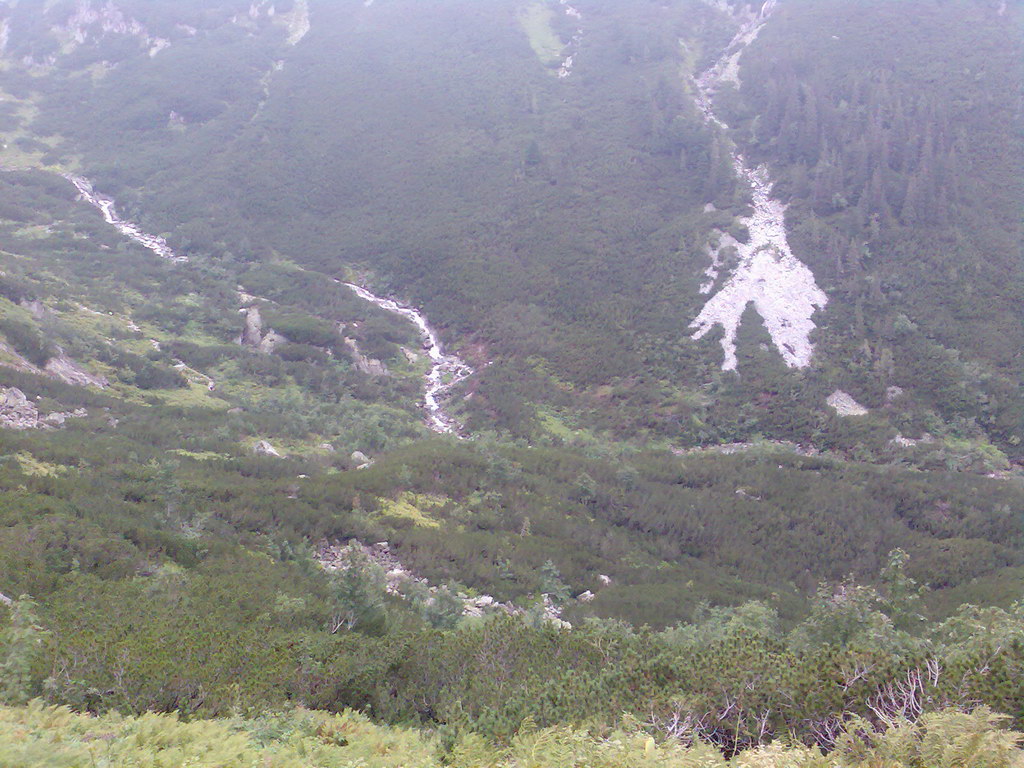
[253,439,281,457]
[540,593,571,629]
[316,541,529,621]
[556,1,584,79]
[282,0,310,45]
[317,540,425,597]
[316,540,580,628]
[236,0,309,44]
[699,231,741,294]
[55,1,149,46]
[0,387,86,430]
[689,0,827,372]
[891,433,934,449]
[675,440,818,457]
[462,594,496,618]
[0,388,41,429]
[319,442,335,452]
[401,347,420,364]
[44,351,108,389]
[343,337,389,377]
[0,590,12,606]
[577,590,595,602]
[350,450,373,469]
[598,574,612,586]
[690,179,828,371]
[827,390,869,417]
[171,360,216,391]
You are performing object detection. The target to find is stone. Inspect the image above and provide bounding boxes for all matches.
[44,352,108,388]
[259,329,287,354]
[0,387,39,429]
[239,306,263,347]
[827,390,869,417]
[344,338,389,377]
[19,299,48,319]
[253,439,281,457]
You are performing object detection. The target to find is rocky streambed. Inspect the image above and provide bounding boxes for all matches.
[342,283,473,435]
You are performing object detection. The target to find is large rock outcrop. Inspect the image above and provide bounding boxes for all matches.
[238,306,287,353]
[0,387,87,430]
[44,351,109,389]
[0,388,40,429]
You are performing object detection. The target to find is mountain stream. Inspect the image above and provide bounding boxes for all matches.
[341,283,473,435]
[62,173,472,434]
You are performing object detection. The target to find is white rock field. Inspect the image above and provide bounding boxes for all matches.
[689,0,827,372]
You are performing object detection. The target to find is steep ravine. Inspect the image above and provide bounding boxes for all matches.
[689,0,827,371]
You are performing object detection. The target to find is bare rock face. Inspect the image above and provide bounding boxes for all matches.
[827,390,869,417]
[44,352,108,389]
[253,440,281,457]
[238,306,287,353]
[343,338,389,377]
[239,306,264,347]
[350,450,373,469]
[258,329,287,354]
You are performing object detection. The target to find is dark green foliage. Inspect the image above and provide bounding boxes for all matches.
[0,1,1021,756]
[729,0,1024,456]
[0,316,55,367]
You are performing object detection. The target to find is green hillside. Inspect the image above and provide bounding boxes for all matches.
[0,0,1021,761]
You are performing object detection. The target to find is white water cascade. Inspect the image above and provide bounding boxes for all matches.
[688,0,827,371]
[62,174,187,263]
[59,172,472,433]
[342,283,474,435]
